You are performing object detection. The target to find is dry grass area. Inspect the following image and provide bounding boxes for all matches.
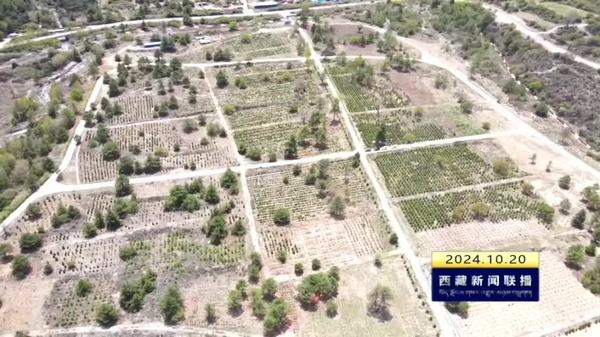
[296,255,438,337]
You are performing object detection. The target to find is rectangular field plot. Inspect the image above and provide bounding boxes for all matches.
[373,142,520,197]
[43,274,115,328]
[298,256,438,337]
[327,62,406,113]
[261,211,392,274]
[101,69,214,125]
[453,253,600,337]
[178,31,295,62]
[397,181,544,232]
[213,62,351,160]
[78,117,236,183]
[247,159,395,273]
[353,104,485,149]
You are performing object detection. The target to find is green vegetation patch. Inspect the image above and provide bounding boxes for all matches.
[398,181,543,231]
[374,144,515,197]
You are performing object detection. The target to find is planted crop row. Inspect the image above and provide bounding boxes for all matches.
[399,182,542,231]
[374,144,510,197]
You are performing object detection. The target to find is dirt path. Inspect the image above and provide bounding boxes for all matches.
[483,3,600,70]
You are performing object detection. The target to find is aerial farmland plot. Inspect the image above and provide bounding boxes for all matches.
[327,58,506,149]
[0,173,254,333]
[61,57,237,184]
[369,131,600,336]
[210,61,351,161]
[246,157,395,275]
[176,29,298,63]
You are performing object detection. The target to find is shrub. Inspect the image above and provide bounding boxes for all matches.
[297,269,339,306]
[325,299,338,317]
[83,223,98,238]
[119,245,137,261]
[571,209,586,229]
[492,159,511,177]
[329,196,346,219]
[251,288,266,319]
[263,299,289,336]
[120,271,157,313]
[216,70,228,88]
[294,263,304,276]
[311,259,321,271]
[161,286,185,325]
[102,142,121,161]
[76,279,93,297]
[445,301,469,318]
[0,243,13,262]
[228,289,243,313]
[471,202,490,220]
[537,203,555,224]
[367,284,393,320]
[205,303,217,323]
[273,208,290,225]
[261,278,278,301]
[11,255,31,280]
[558,175,571,190]
[19,233,42,253]
[566,244,585,269]
[96,303,119,327]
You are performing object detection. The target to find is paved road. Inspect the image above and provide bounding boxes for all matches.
[483,3,600,70]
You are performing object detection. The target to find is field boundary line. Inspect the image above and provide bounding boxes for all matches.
[371,130,522,155]
[351,102,458,115]
[391,177,526,202]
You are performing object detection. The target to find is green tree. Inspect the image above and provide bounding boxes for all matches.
[83,223,98,238]
[19,233,42,253]
[105,210,122,231]
[216,70,229,88]
[571,209,587,229]
[537,203,555,224]
[205,184,220,204]
[115,174,132,197]
[263,299,289,336]
[273,208,290,225]
[95,124,110,144]
[76,279,93,297]
[11,255,31,280]
[228,289,243,313]
[12,96,38,124]
[96,303,119,327]
[566,244,586,269]
[329,196,346,219]
[284,135,298,159]
[261,278,278,301]
[205,303,217,323]
[220,168,238,191]
[102,142,121,161]
[559,175,571,190]
[161,286,185,325]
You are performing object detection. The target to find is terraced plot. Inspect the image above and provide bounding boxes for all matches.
[373,143,517,197]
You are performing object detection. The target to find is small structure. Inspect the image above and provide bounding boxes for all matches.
[252,1,280,11]
[143,41,161,49]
